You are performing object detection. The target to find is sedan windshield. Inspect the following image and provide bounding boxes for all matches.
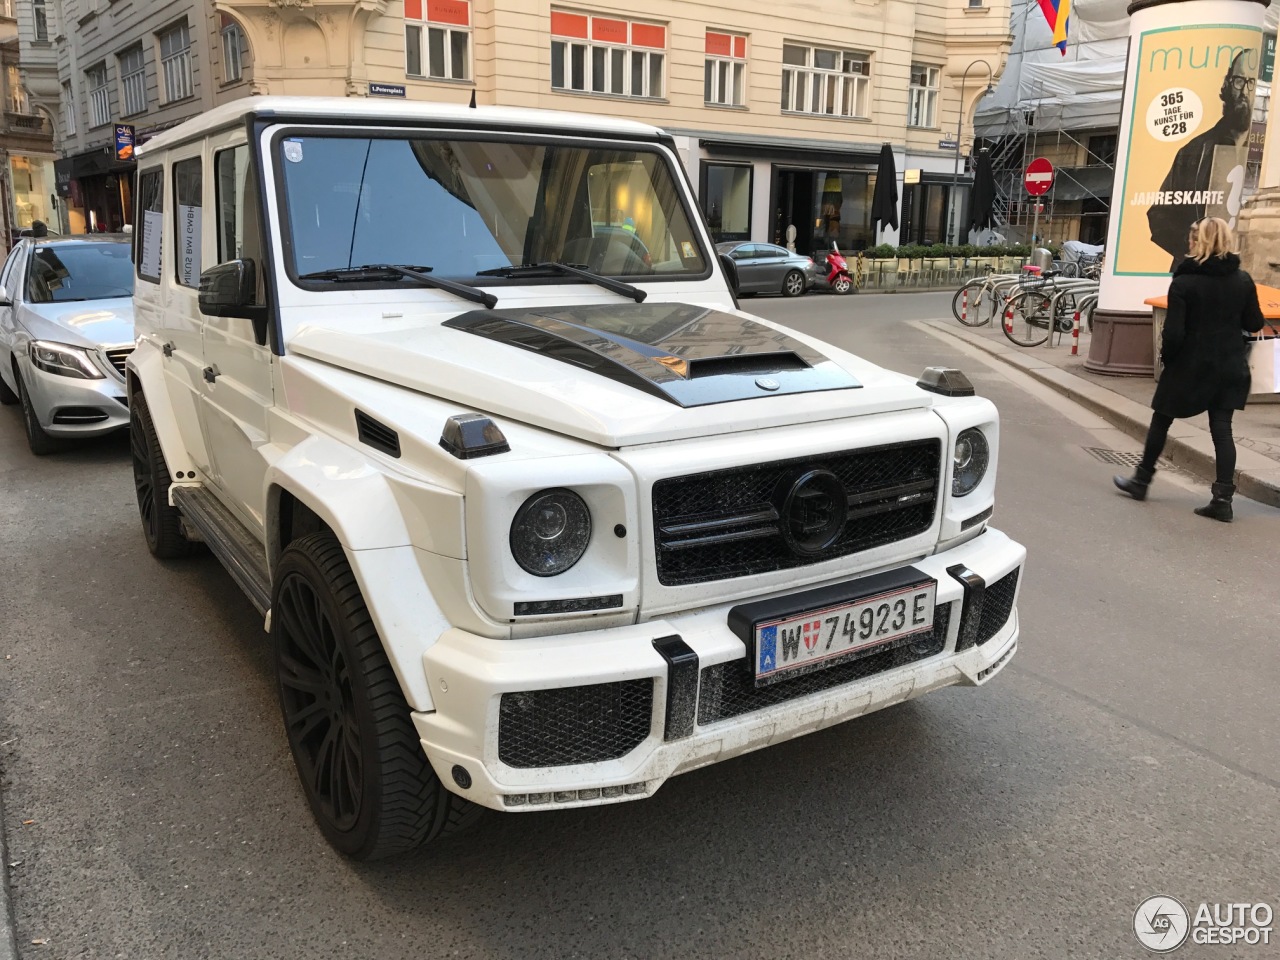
[26,242,134,303]
[276,134,708,283]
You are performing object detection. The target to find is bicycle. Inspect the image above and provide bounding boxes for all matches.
[951,271,1022,327]
[1002,276,1099,347]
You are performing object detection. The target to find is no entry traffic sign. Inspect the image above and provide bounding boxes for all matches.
[1024,158,1055,197]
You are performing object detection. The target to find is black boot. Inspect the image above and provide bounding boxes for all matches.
[1194,482,1235,522]
[1113,464,1155,501]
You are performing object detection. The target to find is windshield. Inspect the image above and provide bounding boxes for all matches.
[26,242,134,303]
[276,133,708,283]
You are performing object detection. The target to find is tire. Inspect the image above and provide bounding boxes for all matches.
[273,533,481,860]
[131,391,197,558]
[952,282,991,326]
[14,366,61,456]
[1055,294,1078,333]
[781,270,806,298]
[832,274,853,295]
[1002,290,1052,347]
[0,365,17,405]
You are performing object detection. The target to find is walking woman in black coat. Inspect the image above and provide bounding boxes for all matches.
[1114,217,1266,521]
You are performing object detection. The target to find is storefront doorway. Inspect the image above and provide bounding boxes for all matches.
[770,166,875,256]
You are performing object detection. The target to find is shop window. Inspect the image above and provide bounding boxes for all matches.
[172,157,202,289]
[136,168,163,283]
[551,11,665,99]
[405,0,471,81]
[705,32,746,107]
[86,63,110,128]
[780,43,870,119]
[158,21,193,103]
[908,64,939,128]
[118,45,147,117]
[32,0,48,41]
[222,22,245,84]
[701,164,751,242]
[8,156,56,231]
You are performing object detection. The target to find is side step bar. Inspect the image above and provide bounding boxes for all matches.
[171,486,272,615]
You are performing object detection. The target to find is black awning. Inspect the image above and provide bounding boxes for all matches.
[1052,166,1114,202]
[698,134,880,168]
[55,147,135,181]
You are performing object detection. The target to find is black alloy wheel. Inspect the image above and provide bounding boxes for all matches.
[15,365,60,455]
[130,391,195,558]
[782,269,806,298]
[273,533,481,860]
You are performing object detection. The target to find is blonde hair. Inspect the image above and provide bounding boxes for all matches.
[1188,217,1237,263]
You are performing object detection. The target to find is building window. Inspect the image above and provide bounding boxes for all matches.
[705,31,746,107]
[61,80,75,135]
[404,0,471,81]
[550,11,666,99]
[118,45,147,116]
[1087,133,1117,167]
[908,64,940,128]
[780,43,870,119]
[0,0,13,20]
[158,21,193,103]
[701,163,751,241]
[86,63,110,128]
[32,0,48,41]
[222,21,245,84]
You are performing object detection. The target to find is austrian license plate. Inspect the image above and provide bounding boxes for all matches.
[753,580,937,685]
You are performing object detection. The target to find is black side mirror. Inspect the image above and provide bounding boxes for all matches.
[717,252,740,300]
[199,259,257,318]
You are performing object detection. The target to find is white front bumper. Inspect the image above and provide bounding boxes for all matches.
[415,527,1025,812]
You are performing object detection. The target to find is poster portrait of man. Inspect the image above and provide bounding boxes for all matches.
[1146,50,1258,269]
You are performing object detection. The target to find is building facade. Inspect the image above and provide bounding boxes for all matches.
[1,0,58,245]
[211,0,1013,252]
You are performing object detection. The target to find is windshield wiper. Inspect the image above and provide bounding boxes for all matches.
[476,262,646,303]
[299,264,497,310]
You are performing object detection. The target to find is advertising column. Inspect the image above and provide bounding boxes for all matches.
[1087,0,1268,375]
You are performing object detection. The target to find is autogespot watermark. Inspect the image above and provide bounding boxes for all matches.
[1134,896,1274,952]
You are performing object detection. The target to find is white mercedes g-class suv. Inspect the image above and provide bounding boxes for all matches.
[128,97,1025,860]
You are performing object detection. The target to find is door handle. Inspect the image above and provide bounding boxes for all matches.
[202,365,220,384]
[162,341,174,358]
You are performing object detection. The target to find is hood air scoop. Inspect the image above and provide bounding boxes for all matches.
[443,302,860,408]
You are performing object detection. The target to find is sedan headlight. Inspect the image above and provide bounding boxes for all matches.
[952,428,990,497]
[29,340,103,379]
[510,489,592,576]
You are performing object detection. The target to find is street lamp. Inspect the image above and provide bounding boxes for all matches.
[951,59,996,244]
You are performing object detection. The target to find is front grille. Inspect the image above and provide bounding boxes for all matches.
[698,605,951,725]
[976,569,1019,646]
[104,348,132,379]
[498,679,654,768]
[652,440,941,586]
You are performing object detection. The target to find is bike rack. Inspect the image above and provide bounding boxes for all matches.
[1046,280,1101,349]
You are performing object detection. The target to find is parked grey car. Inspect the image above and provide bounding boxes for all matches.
[716,241,817,297]
[0,236,135,454]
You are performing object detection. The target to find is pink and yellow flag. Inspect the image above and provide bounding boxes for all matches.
[1037,0,1073,55]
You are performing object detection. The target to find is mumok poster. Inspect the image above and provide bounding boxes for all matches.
[1116,23,1264,276]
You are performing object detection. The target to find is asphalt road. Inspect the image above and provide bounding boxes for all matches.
[2,291,1278,959]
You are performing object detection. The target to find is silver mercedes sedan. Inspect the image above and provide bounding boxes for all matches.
[0,235,134,454]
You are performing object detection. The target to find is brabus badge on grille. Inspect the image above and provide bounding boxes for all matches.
[755,377,781,391]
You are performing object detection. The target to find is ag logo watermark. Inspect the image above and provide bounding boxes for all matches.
[1134,896,1274,952]
[1134,896,1190,952]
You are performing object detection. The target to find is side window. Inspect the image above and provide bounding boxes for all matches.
[1,245,23,295]
[172,157,203,289]
[214,144,263,305]
[136,168,164,283]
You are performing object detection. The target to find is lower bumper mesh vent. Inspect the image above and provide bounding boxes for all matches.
[975,569,1019,646]
[498,679,654,768]
[698,606,951,725]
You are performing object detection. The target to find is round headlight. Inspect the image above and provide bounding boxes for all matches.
[510,489,592,576]
[952,428,990,497]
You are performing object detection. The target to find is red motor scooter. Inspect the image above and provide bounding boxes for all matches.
[824,242,855,295]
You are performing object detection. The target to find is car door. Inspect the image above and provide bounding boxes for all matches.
[0,243,25,394]
[731,244,764,292]
[758,245,790,291]
[197,139,275,538]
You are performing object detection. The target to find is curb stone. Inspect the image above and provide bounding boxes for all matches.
[920,319,1280,509]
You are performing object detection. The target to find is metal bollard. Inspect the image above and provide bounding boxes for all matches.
[1071,311,1081,355]
[961,287,968,323]
[1003,303,1014,335]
